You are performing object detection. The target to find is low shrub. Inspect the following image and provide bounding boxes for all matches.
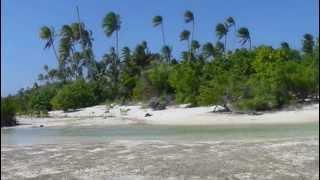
[1,98,17,127]
[51,80,96,111]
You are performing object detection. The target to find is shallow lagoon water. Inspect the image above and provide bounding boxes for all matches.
[1,122,319,179]
[1,122,318,145]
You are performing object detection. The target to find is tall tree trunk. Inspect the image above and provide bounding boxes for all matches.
[188,39,191,62]
[116,30,119,62]
[76,6,84,49]
[161,23,166,46]
[224,35,227,54]
[192,20,195,43]
[76,5,96,80]
[51,43,59,63]
[249,38,252,50]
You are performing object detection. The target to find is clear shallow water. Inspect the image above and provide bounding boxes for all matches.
[1,122,319,146]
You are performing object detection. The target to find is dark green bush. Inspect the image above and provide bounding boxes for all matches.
[1,98,17,127]
[29,86,58,113]
[51,80,96,111]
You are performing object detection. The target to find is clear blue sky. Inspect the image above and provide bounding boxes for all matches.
[1,0,319,96]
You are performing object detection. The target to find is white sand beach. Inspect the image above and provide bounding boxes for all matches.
[15,103,319,127]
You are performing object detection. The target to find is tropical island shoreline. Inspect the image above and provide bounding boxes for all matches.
[10,102,319,128]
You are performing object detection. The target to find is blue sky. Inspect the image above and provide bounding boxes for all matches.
[1,0,319,96]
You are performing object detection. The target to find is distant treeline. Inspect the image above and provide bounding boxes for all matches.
[2,11,319,116]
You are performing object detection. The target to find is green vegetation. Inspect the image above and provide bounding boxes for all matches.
[51,80,96,111]
[3,12,319,114]
[1,98,17,127]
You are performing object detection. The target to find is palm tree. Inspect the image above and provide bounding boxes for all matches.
[184,10,195,42]
[38,74,44,82]
[302,33,314,54]
[48,69,58,81]
[60,25,74,60]
[226,17,236,32]
[121,46,131,64]
[39,26,59,61]
[152,16,166,46]
[215,23,228,53]
[215,41,225,55]
[102,12,121,58]
[161,45,172,63]
[44,65,49,72]
[237,27,251,49]
[202,42,216,59]
[280,42,290,50]
[191,40,200,55]
[180,30,191,61]
[141,41,150,54]
[191,40,200,50]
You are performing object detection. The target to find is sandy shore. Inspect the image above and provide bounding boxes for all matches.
[1,138,319,179]
[15,103,319,128]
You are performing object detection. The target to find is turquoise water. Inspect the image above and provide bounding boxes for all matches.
[1,122,319,146]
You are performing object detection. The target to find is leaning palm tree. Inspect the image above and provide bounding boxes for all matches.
[184,10,195,42]
[152,15,166,46]
[102,12,121,58]
[39,26,59,61]
[237,27,251,49]
[180,30,191,61]
[215,23,228,53]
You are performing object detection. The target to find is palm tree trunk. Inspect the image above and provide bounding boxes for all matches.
[70,45,78,79]
[116,30,119,59]
[76,6,84,49]
[51,43,59,62]
[224,35,227,54]
[249,38,252,50]
[161,23,166,46]
[192,20,195,43]
[188,39,191,62]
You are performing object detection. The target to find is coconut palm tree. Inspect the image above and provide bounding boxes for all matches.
[184,10,195,42]
[225,17,236,48]
[215,41,225,55]
[60,25,74,59]
[102,12,121,58]
[141,41,150,54]
[280,42,290,50]
[302,33,314,54]
[38,74,44,82]
[180,30,191,61]
[215,23,228,53]
[121,46,131,63]
[226,17,236,32]
[237,27,251,49]
[44,65,49,72]
[202,42,216,59]
[191,40,200,54]
[161,45,172,63]
[39,26,59,61]
[152,15,166,46]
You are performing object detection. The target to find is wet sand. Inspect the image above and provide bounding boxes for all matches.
[1,138,319,180]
